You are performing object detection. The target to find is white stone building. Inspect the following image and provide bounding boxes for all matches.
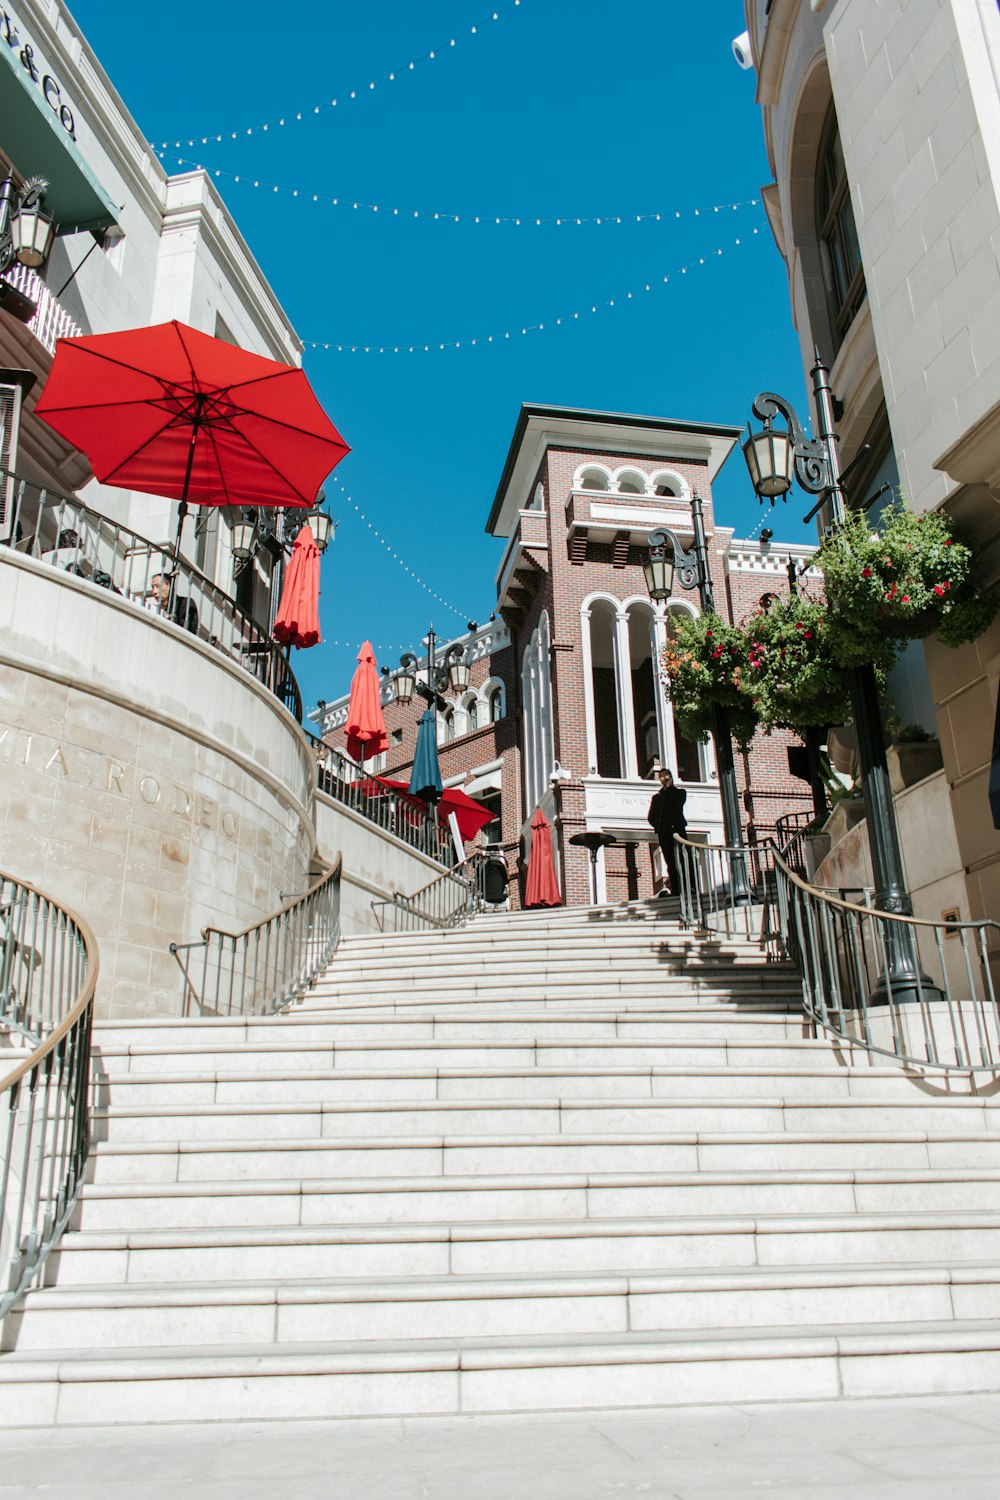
[741,0,1000,975]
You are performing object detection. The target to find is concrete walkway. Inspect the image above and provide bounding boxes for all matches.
[1,1393,999,1498]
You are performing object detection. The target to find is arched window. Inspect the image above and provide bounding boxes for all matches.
[616,468,647,495]
[587,600,621,779]
[460,692,480,732]
[488,685,504,722]
[650,469,688,500]
[577,465,610,492]
[818,107,865,347]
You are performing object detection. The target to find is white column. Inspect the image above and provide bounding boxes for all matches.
[579,607,599,774]
[613,608,639,779]
[651,610,671,769]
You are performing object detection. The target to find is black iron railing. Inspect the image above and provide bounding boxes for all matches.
[1,466,301,722]
[1,872,97,1321]
[674,833,1000,1073]
[169,860,341,1017]
[372,851,494,932]
[308,734,453,867]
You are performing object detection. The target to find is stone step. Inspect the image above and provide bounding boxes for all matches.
[89,1093,999,1142]
[46,1210,1000,1288]
[70,1166,1000,1234]
[83,1129,1000,1185]
[11,1261,1000,1355]
[91,1036,861,1077]
[6,1319,1000,1425]
[91,1011,814,1051]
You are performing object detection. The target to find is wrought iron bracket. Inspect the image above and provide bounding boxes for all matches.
[751,390,831,496]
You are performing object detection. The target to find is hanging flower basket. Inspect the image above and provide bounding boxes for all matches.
[660,612,760,748]
[816,500,998,649]
[742,594,897,731]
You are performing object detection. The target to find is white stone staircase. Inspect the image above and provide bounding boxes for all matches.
[3,900,1000,1425]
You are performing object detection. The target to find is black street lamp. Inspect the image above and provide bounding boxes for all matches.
[0,176,56,277]
[394,625,470,711]
[743,350,935,1005]
[645,493,751,902]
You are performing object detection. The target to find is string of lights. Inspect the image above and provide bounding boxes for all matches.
[304,227,763,353]
[330,476,474,623]
[154,149,760,229]
[156,0,525,149]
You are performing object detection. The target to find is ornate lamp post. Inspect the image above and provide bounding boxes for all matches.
[394,625,470,712]
[742,351,934,1004]
[0,176,56,276]
[645,493,751,902]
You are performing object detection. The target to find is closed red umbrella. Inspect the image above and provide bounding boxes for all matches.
[273,525,321,649]
[524,807,561,908]
[34,320,349,554]
[345,641,388,762]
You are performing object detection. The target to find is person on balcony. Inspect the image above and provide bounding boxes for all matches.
[150,572,199,634]
[647,767,687,895]
[40,528,92,577]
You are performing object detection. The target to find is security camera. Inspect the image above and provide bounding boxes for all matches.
[732,30,753,70]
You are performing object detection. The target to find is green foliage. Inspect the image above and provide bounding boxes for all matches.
[816,500,998,649]
[742,595,852,731]
[660,613,760,748]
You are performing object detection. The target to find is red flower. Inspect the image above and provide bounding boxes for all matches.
[943,540,954,547]
[933,584,946,596]
[804,630,813,638]
[901,595,910,604]
[712,647,723,659]
[861,567,872,578]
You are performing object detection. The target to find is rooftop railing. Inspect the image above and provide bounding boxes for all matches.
[1,466,302,723]
[1,872,98,1321]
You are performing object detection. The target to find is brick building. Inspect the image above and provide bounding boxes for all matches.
[314,404,817,906]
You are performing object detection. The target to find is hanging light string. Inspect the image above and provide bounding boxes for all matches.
[330,475,473,623]
[155,148,760,229]
[156,0,525,150]
[304,226,763,354]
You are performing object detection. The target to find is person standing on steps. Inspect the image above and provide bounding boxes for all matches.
[647,768,687,896]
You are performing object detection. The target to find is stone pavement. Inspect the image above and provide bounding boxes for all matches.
[2,1393,1000,1498]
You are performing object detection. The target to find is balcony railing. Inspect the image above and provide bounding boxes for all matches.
[1,466,302,722]
[2,263,83,355]
[308,733,453,866]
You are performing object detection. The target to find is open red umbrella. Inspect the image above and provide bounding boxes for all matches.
[273,524,321,649]
[345,641,388,762]
[34,320,349,554]
[524,807,561,908]
[375,779,495,843]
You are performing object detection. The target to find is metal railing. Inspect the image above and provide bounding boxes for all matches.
[1,467,302,723]
[373,851,493,932]
[309,735,452,866]
[2,263,83,354]
[1,873,98,1320]
[170,860,341,1017]
[674,834,1000,1073]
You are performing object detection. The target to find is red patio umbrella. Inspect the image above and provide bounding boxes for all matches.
[273,524,321,649]
[524,807,561,908]
[345,641,388,762]
[375,779,495,843]
[34,320,349,555]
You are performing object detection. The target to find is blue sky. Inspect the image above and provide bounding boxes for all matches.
[69,0,810,714]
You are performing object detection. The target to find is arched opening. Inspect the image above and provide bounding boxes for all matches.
[588,599,621,778]
[665,605,709,783]
[617,469,646,495]
[627,603,659,779]
[578,466,610,492]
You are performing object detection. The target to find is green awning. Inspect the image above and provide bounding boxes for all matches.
[1,43,119,235]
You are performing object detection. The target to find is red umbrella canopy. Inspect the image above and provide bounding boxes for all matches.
[375,780,496,843]
[34,320,349,510]
[345,641,388,762]
[273,525,321,650]
[524,807,562,909]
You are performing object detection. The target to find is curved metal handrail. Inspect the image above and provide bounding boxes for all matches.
[305,730,453,866]
[673,832,1000,1073]
[1,873,99,1320]
[169,858,342,1016]
[1,465,302,723]
[371,849,495,932]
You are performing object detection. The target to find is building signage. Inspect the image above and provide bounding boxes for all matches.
[1,6,76,139]
[0,725,240,841]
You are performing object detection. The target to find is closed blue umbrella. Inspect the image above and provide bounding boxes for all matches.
[408,709,444,803]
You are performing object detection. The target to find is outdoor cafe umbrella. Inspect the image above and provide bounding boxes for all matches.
[375,779,495,843]
[273,524,321,650]
[34,320,349,556]
[344,640,388,763]
[408,709,444,804]
[524,806,561,908]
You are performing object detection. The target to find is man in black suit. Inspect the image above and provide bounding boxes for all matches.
[647,768,687,894]
[151,572,199,634]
